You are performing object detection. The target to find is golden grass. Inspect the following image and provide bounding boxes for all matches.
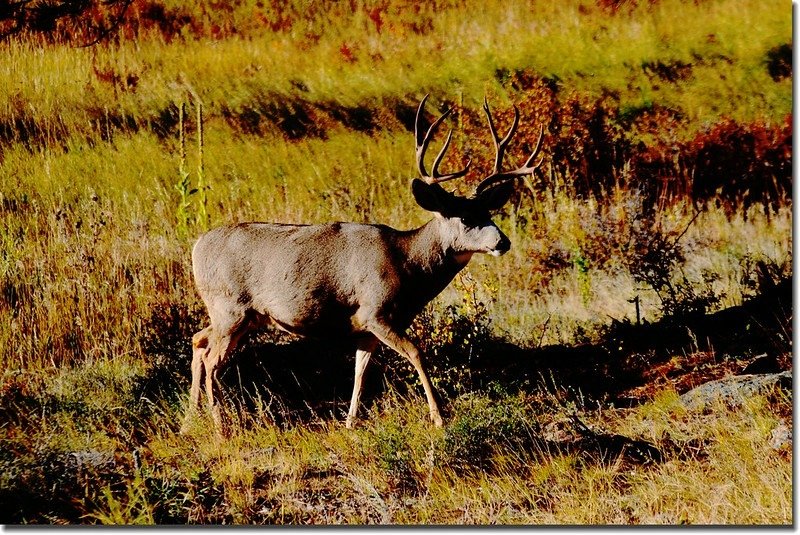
[0,111,792,371]
[68,388,786,525]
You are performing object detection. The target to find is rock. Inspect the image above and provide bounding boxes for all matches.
[739,353,781,375]
[769,421,792,450]
[62,450,116,473]
[679,371,791,410]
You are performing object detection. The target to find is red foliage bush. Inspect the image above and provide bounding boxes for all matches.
[494,71,792,215]
[631,115,792,214]
[680,116,792,214]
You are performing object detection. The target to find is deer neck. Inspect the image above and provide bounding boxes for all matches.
[402,218,472,277]
[387,219,471,325]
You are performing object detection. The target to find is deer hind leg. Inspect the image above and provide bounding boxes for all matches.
[346,336,379,429]
[203,320,248,436]
[181,325,213,434]
[368,323,444,428]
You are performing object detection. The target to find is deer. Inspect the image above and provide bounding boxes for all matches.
[182,95,544,434]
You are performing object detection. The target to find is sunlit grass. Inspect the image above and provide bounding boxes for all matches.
[0,118,791,371]
[1,336,791,524]
[77,387,787,524]
[0,0,790,148]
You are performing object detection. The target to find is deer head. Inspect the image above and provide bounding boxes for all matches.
[411,94,544,258]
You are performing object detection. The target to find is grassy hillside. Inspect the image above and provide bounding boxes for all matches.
[1,0,791,144]
[0,0,792,525]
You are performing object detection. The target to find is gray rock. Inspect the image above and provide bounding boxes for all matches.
[769,421,792,450]
[679,371,791,410]
[63,450,116,473]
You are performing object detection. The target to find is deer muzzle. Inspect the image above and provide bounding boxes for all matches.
[489,233,511,256]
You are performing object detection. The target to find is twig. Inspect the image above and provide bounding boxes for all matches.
[327,452,391,524]
[536,314,551,348]
[670,209,701,247]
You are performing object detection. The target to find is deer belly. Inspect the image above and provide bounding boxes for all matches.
[259,298,362,338]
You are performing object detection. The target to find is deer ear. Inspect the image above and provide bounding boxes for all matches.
[478,181,515,211]
[411,178,451,214]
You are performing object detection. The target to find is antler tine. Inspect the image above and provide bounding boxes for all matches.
[483,96,520,175]
[475,99,545,195]
[525,125,545,168]
[415,94,471,184]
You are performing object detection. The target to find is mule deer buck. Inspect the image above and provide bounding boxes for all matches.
[183,95,543,433]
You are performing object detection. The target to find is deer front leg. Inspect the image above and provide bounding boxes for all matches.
[368,323,444,428]
[346,336,379,429]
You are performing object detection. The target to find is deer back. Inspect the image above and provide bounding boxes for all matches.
[191,220,468,337]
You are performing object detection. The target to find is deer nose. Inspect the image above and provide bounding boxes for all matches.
[492,235,511,255]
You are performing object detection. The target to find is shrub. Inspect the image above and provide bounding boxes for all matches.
[623,215,722,319]
[397,274,498,397]
[630,116,792,214]
[765,43,792,82]
[371,420,418,493]
[438,392,535,472]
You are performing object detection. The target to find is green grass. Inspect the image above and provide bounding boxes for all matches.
[1,118,790,369]
[0,0,790,148]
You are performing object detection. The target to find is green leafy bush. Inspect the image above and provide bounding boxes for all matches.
[438,392,535,472]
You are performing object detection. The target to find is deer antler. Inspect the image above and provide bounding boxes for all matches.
[415,94,471,185]
[475,97,544,195]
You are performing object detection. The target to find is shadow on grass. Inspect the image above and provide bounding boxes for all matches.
[0,279,788,524]
[192,277,792,428]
